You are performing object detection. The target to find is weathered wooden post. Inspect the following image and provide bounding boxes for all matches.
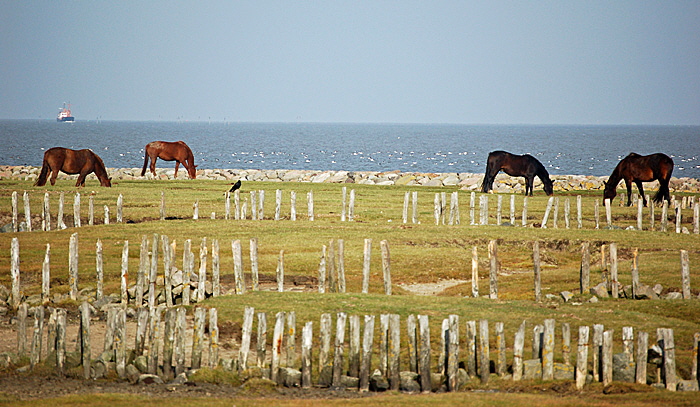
[349,189,356,221]
[438,318,448,376]
[258,190,265,220]
[341,187,348,222]
[56,308,67,375]
[637,197,644,230]
[470,191,476,225]
[636,331,648,384]
[10,238,20,309]
[73,193,81,227]
[631,248,640,299]
[239,306,254,371]
[471,246,479,298]
[479,319,490,384]
[450,191,460,225]
[174,307,187,375]
[271,312,285,384]
[541,196,554,228]
[466,320,477,378]
[120,240,129,305]
[661,200,669,232]
[135,308,149,356]
[182,239,192,306]
[676,205,682,234]
[489,240,498,299]
[594,199,600,229]
[575,326,589,390]
[480,194,489,225]
[610,242,619,298]
[114,308,126,378]
[362,239,371,294]
[359,314,376,391]
[434,193,441,226]
[661,328,678,391]
[576,195,582,229]
[622,326,634,358]
[406,314,418,373]
[496,194,502,225]
[79,302,91,379]
[290,190,297,221]
[162,236,173,307]
[211,239,220,297]
[328,239,336,292]
[42,192,50,231]
[694,201,700,234]
[337,239,346,293]
[95,239,104,301]
[149,306,163,374]
[30,306,44,369]
[580,241,590,295]
[23,191,32,232]
[208,308,219,368]
[250,238,259,291]
[553,197,560,228]
[512,321,526,381]
[496,321,506,377]
[234,190,241,220]
[388,314,401,391]
[412,191,418,224]
[116,194,123,223]
[277,249,285,292]
[301,321,313,388]
[275,189,282,221]
[42,244,50,303]
[532,324,543,359]
[69,232,79,301]
[381,240,392,295]
[379,314,389,376]
[250,191,257,220]
[521,196,528,226]
[160,191,165,220]
[286,311,297,368]
[11,191,18,232]
[332,312,347,389]
[417,315,431,392]
[307,190,314,221]
[256,312,267,369]
[510,194,516,225]
[533,241,541,302]
[103,205,110,224]
[592,324,604,382]
[348,314,361,377]
[136,236,148,306]
[403,192,409,224]
[447,315,460,391]
[196,238,207,303]
[191,308,206,369]
[232,240,245,294]
[163,308,176,379]
[650,202,656,230]
[17,303,27,356]
[602,330,613,386]
[318,245,327,294]
[680,249,691,299]
[542,319,555,380]
[318,313,332,386]
[604,198,612,227]
[225,191,231,220]
[562,323,571,366]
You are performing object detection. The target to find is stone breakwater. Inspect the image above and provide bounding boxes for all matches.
[3,165,700,193]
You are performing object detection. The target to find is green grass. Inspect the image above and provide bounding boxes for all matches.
[1,178,699,405]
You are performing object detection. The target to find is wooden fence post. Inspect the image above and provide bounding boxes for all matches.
[575,326,589,389]
[42,192,50,231]
[275,189,282,221]
[661,200,668,232]
[631,248,640,299]
[680,250,691,299]
[162,236,173,307]
[191,307,206,369]
[349,189,355,221]
[11,238,20,309]
[17,303,27,356]
[661,328,678,391]
[272,312,286,383]
[42,244,50,303]
[636,331,648,384]
[512,321,526,381]
[521,196,528,226]
[362,239,371,294]
[149,306,163,374]
[403,192,409,224]
[562,323,571,366]
[256,312,267,369]
[541,196,554,228]
[57,192,66,229]
[496,321,506,377]
[592,324,604,382]
[211,239,220,297]
[56,308,67,375]
[318,245,327,294]
[69,233,79,301]
[291,190,297,221]
[73,193,81,227]
[379,314,389,376]
[470,192,476,225]
[11,191,18,232]
[564,197,571,229]
[479,319,490,384]
[447,315,460,391]
[388,314,401,391]
[381,240,392,295]
[466,320,477,378]
[332,312,348,388]
[277,250,285,292]
[418,315,431,392]
[542,319,555,380]
[301,321,313,388]
[602,330,614,386]
[604,198,612,227]
[120,241,129,305]
[553,197,559,228]
[328,239,336,292]
[337,240,346,293]
[163,308,176,379]
[174,307,186,375]
[359,315,376,392]
[117,194,123,223]
[209,308,219,368]
[471,246,479,298]
[341,187,347,222]
[239,306,254,371]
[30,306,44,369]
[196,238,207,303]
[510,194,516,225]
[114,308,126,378]
[258,190,265,220]
[406,315,418,373]
[348,314,361,377]
[610,242,619,298]
[412,191,418,224]
[307,191,314,221]
[286,311,297,368]
[232,240,245,294]
[160,191,165,220]
[23,191,32,232]
[496,194,502,225]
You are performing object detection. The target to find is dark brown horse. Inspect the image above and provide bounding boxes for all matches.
[141,141,197,179]
[603,153,673,206]
[35,147,112,187]
[481,151,553,196]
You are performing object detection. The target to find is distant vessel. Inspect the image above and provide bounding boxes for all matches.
[57,103,74,122]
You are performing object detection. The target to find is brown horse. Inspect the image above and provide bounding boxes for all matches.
[35,147,112,187]
[141,141,197,179]
[603,153,673,206]
[481,151,554,196]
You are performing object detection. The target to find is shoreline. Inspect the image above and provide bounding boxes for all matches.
[3,165,700,193]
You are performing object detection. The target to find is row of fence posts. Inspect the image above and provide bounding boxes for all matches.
[422,191,700,233]
[14,303,700,391]
[7,233,396,309]
[8,233,695,311]
[12,189,699,233]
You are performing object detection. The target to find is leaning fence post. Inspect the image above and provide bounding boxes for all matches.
[360,315,376,392]
[541,196,554,228]
[575,326,589,390]
[69,233,79,301]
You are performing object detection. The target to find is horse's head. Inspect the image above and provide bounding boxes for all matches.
[543,177,554,196]
[101,177,112,187]
[187,164,198,179]
[602,180,616,201]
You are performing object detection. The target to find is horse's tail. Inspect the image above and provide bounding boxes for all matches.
[141,145,149,176]
[653,183,669,204]
[34,155,50,186]
[481,158,494,193]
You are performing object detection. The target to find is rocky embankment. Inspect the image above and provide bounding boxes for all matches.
[3,165,700,193]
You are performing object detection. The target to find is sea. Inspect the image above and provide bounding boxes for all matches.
[2,120,700,179]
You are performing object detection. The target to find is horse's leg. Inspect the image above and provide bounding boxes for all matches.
[174,161,180,178]
[76,170,88,187]
[624,179,633,206]
[49,169,59,186]
[634,180,646,206]
[526,175,534,196]
[150,156,158,176]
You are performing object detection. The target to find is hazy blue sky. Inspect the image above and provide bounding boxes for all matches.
[2,1,699,124]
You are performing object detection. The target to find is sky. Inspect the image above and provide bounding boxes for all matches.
[1,1,699,125]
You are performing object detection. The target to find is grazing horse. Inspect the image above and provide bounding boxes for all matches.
[141,141,197,179]
[481,151,553,196]
[603,153,673,206]
[35,147,112,187]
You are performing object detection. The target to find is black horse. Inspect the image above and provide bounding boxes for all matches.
[481,151,553,196]
[603,153,673,206]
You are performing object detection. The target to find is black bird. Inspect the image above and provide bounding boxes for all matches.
[229,180,242,192]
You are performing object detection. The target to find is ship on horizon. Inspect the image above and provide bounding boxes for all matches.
[57,103,74,122]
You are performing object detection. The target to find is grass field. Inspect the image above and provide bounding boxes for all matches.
[0,178,699,406]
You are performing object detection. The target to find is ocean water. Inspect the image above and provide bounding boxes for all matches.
[2,120,699,179]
